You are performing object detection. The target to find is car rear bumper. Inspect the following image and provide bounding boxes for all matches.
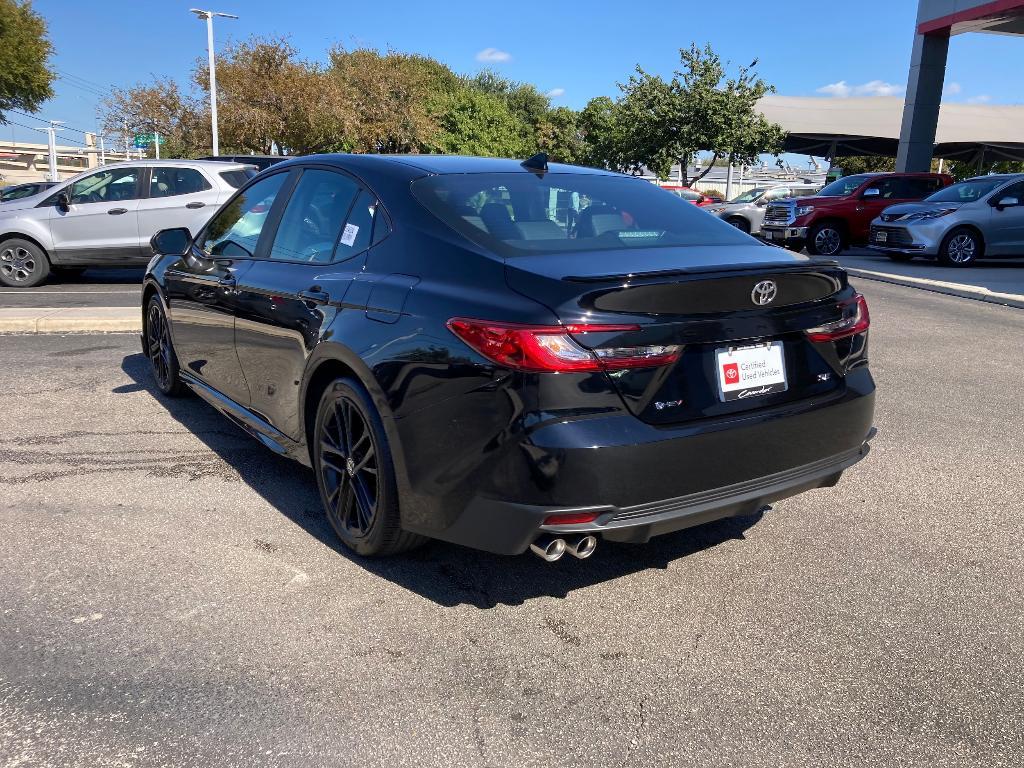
[414,368,876,555]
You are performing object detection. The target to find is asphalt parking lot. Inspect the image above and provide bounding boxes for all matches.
[1,280,1023,767]
[0,268,143,308]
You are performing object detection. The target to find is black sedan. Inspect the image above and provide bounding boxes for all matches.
[142,153,875,561]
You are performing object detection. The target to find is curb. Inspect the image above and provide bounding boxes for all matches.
[0,307,141,334]
[846,268,1024,310]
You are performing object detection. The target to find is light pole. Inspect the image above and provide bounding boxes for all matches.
[190,8,237,157]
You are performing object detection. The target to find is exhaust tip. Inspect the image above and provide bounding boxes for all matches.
[567,534,598,559]
[530,536,566,562]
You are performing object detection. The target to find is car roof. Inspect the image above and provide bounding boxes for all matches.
[964,173,1024,183]
[277,153,616,177]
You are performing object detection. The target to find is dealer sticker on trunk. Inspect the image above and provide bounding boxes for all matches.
[715,342,788,402]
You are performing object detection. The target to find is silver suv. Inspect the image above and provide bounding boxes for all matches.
[869,174,1024,266]
[705,183,820,234]
[0,159,256,287]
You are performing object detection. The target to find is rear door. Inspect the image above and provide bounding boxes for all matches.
[47,166,143,264]
[163,170,292,406]
[985,180,1024,255]
[138,165,222,247]
[232,166,382,439]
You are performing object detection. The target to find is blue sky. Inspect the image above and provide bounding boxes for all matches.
[18,0,1024,151]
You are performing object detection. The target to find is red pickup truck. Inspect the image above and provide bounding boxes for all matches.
[760,172,953,255]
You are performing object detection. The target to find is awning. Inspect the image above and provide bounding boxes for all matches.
[757,95,1024,161]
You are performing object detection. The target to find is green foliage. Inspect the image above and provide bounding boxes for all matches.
[832,155,896,175]
[0,0,54,121]
[429,86,533,158]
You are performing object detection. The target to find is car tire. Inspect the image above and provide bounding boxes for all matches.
[313,378,425,557]
[937,227,982,267]
[727,217,750,233]
[0,238,51,288]
[806,223,844,257]
[145,295,185,397]
[886,253,914,262]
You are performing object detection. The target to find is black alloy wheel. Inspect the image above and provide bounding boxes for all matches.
[313,379,423,556]
[146,296,184,396]
[807,223,843,256]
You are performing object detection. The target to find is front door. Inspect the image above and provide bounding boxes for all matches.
[138,165,222,246]
[232,167,381,439]
[985,181,1024,256]
[164,170,292,406]
[47,166,144,264]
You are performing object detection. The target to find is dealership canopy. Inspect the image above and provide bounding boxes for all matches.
[757,95,1024,162]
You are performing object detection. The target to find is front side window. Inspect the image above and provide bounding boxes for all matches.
[926,178,1006,203]
[269,169,358,263]
[412,172,752,257]
[200,172,288,258]
[864,177,903,199]
[67,167,140,204]
[150,167,211,198]
[730,188,768,204]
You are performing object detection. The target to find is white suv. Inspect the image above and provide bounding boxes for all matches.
[0,159,255,287]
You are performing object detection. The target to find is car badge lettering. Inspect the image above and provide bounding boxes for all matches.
[751,280,778,306]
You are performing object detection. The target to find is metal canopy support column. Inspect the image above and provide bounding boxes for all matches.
[896,28,949,172]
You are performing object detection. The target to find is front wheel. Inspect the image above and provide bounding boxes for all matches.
[146,296,184,396]
[727,217,750,233]
[313,378,424,557]
[938,228,982,267]
[807,224,844,256]
[0,238,51,287]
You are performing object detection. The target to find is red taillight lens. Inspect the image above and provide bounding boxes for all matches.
[543,511,599,525]
[447,318,682,373]
[805,294,870,343]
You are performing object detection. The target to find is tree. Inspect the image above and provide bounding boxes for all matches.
[101,78,208,158]
[429,86,534,158]
[613,44,785,183]
[0,0,54,122]
[578,96,631,172]
[535,106,585,164]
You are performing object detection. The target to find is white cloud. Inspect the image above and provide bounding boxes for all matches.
[816,79,904,98]
[967,94,992,104]
[476,47,511,63]
[944,82,962,95]
[546,87,565,98]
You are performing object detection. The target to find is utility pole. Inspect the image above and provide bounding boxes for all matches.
[190,8,238,156]
[99,135,105,166]
[154,131,160,160]
[36,121,64,181]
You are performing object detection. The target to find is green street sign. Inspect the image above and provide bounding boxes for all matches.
[133,133,166,148]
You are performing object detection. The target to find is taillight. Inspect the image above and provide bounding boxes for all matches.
[543,511,599,526]
[805,294,870,342]
[447,318,682,373]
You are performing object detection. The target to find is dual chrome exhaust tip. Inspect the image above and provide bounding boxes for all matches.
[529,533,598,562]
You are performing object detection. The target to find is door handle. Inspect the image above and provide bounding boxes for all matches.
[186,201,206,209]
[108,208,128,215]
[298,287,330,304]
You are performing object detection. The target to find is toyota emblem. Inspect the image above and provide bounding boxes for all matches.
[751,280,778,306]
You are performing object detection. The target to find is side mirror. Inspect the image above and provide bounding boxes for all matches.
[151,227,192,256]
[56,191,71,212]
[995,195,1020,210]
[861,187,881,198]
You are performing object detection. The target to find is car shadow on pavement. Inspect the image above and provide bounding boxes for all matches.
[120,352,764,608]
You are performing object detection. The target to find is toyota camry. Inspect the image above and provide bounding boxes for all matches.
[142,153,875,561]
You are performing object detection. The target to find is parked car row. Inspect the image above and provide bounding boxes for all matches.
[0,160,256,287]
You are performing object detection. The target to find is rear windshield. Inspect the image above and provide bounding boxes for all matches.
[925,178,1005,203]
[220,168,257,188]
[411,172,752,256]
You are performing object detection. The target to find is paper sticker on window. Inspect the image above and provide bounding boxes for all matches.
[340,223,359,246]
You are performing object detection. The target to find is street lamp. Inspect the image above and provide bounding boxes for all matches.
[189,8,237,157]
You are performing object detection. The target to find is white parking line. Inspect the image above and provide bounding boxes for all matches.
[0,289,139,295]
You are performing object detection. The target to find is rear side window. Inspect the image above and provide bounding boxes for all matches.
[412,172,751,256]
[269,169,358,263]
[897,177,941,199]
[150,167,211,198]
[199,172,288,258]
[335,190,377,260]
[219,169,257,188]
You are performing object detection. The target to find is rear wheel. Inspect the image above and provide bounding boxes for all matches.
[938,227,982,267]
[727,217,750,233]
[314,378,424,557]
[807,223,843,256]
[146,296,184,396]
[0,238,50,287]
